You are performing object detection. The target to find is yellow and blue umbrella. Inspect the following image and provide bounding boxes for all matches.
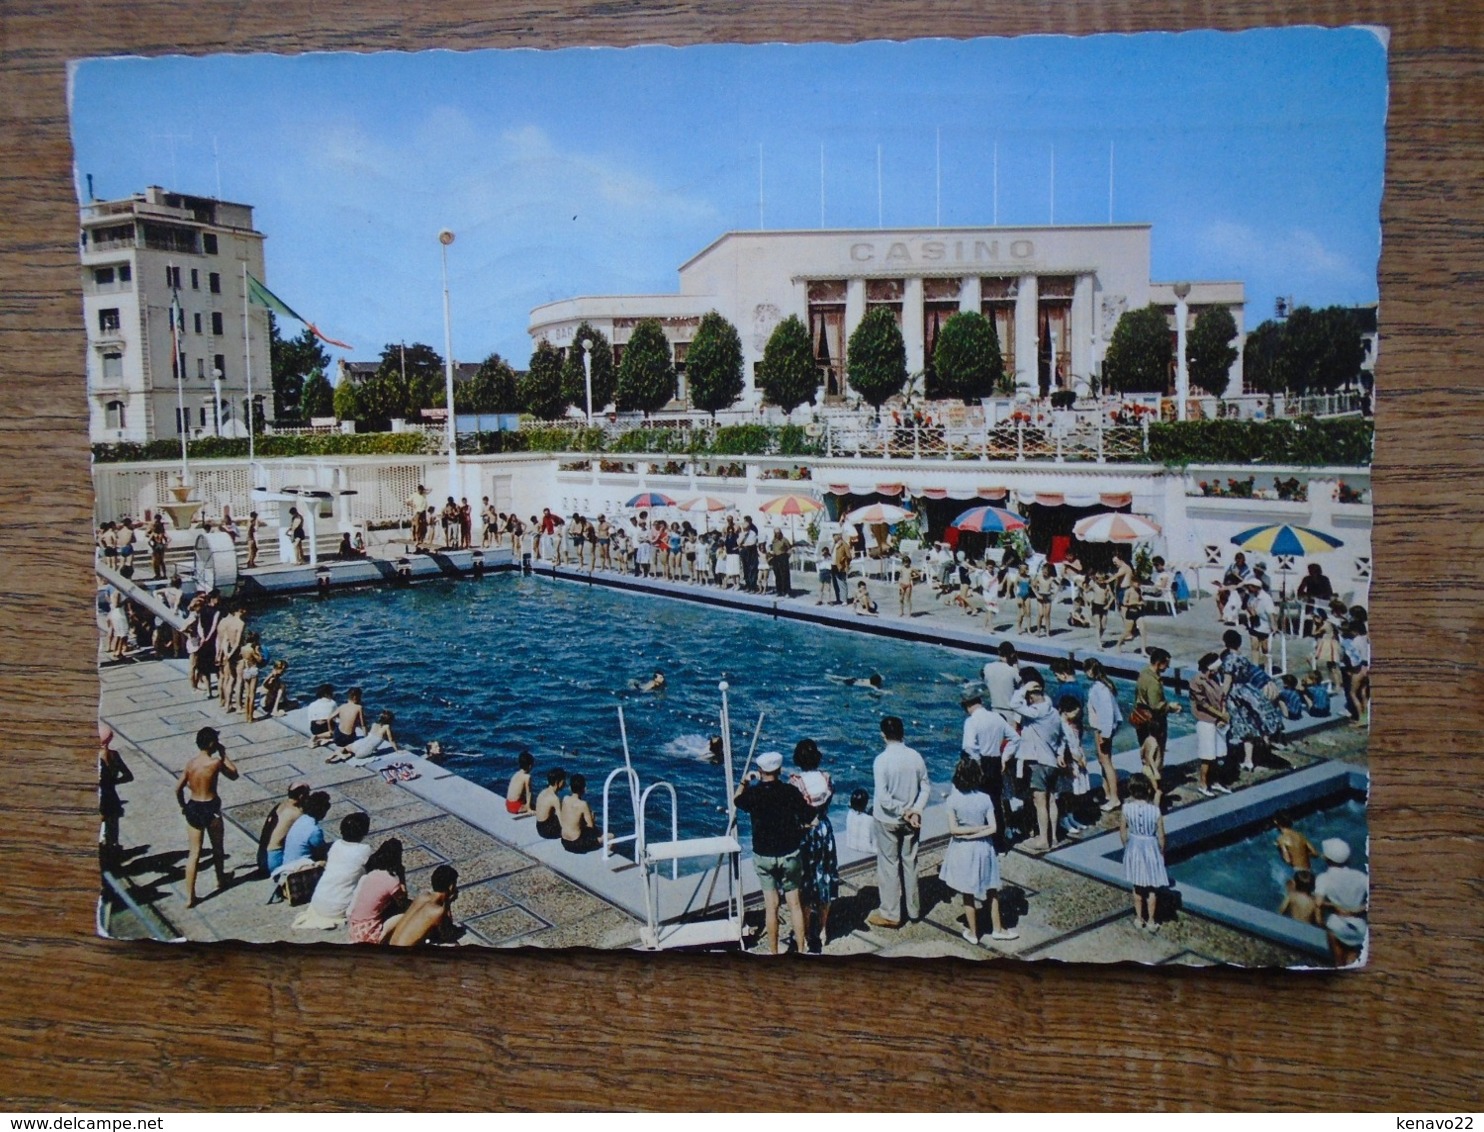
[950,505,1027,534]
[1230,524,1344,557]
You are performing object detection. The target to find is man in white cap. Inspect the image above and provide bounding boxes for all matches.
[734,751,815,955]
[1313,837,1368,966]
[868,716,931,928]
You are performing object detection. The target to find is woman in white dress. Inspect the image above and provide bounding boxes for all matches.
[939,756,1019,946]
[1119,772,1170,932]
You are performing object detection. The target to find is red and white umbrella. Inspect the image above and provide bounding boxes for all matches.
[1073,512,1162,543]
[840,503,912,526]
[676,495,734,531]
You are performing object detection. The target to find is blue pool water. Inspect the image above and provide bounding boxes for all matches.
[1167,795,1369,911]
[249,574,1190,840]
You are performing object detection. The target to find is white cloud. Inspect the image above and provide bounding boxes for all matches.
[1200,220,1370,293]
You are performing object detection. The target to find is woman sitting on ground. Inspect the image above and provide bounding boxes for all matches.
[347,838,409,944]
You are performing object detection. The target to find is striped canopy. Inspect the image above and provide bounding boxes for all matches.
[758,493,824,517]
[841,503,913,525]
[950,505,1027,534]
[625,492,677,509]
[1073,512,1162,543]
[1231,524,1344,557]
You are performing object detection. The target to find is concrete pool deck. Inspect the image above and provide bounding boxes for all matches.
[99,645,1363,965]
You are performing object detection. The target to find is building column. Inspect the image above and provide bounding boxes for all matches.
[844,278,866,341]
[1014,274,1038,392]
[960,276,981,314]
[902,277,925,378]
[1071,273,1094,389]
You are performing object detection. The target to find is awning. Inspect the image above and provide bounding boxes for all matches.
[1015,490,1134,508]
[915,486,1008,500]
[826,482,907,497]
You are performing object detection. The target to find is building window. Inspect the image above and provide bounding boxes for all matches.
[165,265,182,290]
[866,278,905,327]
[611,344,625,370]
[211,312,224,336]
[672,341,690,405]
[202,233,218,255]
[102,352,123,381]
[808,279,847,400]
[141,221,199,254]
[191,268,200,290]
[118,264,131,283]
[105,400,126,430]
[176,407,187,434]
[1038,275,1075,396]
[91,222,135,250]
[213,353,226,381]
[922,277,963,397]
[980,277,1017,385]
[199,406,208,428]
[209,272,221,294]
[197,358,205,380]
[93,267,114,286]
[98,308,121,333]
[193,312,202,334]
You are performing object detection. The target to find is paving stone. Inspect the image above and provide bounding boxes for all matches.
[522,907,643,950]
[401,814,504,860]
[494,869,613,926]
[368,799,446,831]
[333,773,415,812]
[1023,914,1183,965]
[447,879,513,920]
[465,905,547,946]
[451,846,536,884]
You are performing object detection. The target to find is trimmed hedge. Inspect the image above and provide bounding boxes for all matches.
[92,432,440,463]
[1147,418,1373,467]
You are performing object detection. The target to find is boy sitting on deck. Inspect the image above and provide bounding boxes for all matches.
[506,750,535,816]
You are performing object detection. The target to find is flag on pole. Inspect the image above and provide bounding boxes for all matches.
[246,273,353,350]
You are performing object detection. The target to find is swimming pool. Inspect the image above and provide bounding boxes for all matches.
[250,573,1190,840]
[1168,794,1368,910]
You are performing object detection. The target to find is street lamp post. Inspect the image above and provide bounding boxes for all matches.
[438,229,458,495]
[581,337,595,424]
[1173,281,1191,421]
[212,367,225,437]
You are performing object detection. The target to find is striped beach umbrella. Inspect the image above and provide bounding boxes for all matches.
[949,505,1027,534]
[1230,524,1344,557]
[841,503,912,525]
[625,492,677,509]
[758,493,824,517]
[1073,511,1162,543]
[677,495,733,513]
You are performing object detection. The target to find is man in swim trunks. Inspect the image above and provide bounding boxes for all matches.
[174,726,239,907]
[506,750,535,815]
[329,686,366,754]
[559,773,603,853]
[534,768,565,838]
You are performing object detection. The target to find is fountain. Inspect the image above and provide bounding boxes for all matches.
[157,479,204,531]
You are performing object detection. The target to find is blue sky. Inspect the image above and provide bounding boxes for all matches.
[70,28,1386,366]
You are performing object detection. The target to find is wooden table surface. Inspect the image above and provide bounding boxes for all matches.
[1,1,1479,1112]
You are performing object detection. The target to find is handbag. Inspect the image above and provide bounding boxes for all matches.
[279,861,324,906]
[1129,704,1154,728]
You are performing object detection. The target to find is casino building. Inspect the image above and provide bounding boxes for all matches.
[529,225,1245,411]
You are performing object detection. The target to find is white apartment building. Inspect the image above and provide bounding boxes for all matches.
[530,225,1244,411]
[80,186,269,443]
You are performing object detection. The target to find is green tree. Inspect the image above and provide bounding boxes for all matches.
[559,323,617,415]
[332,373,360,421]
[268,315,330,418]
[1186,306,1240,397]
[756,315,819,416]
[1282,305,1366,395]
[616,319,677,414]
[457,351,520,414]
[846,307,908,413]
[357,342,446,425]
[932,311,1006,404]
[1102,304,1173,395]
[519,340,570,420]
[685,311,745,418]
[299,369,334,420]
[1242,319,1288,395]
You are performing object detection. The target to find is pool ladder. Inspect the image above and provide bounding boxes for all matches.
[602,691,747,951]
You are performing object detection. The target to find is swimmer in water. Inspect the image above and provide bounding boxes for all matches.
[827,672,885,690]
[631,671,666,693]
[707,735,725,765]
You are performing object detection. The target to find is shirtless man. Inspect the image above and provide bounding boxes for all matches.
[1274,810,1321,870]
[386,864,459,946]
[329,687,366,753]
[115,518,138,567]
[174,726,240,907]
[534,768,565,839]
[559,773,602,853]
[505,750,535,815]
[214,604,247,711]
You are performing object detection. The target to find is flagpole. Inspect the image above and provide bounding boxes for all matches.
[169,265,188,484]
[242,261,254,468]
[438,230,458,498]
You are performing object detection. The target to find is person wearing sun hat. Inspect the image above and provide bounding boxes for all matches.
[734,750,815,955]
[1314,837,1369,967]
